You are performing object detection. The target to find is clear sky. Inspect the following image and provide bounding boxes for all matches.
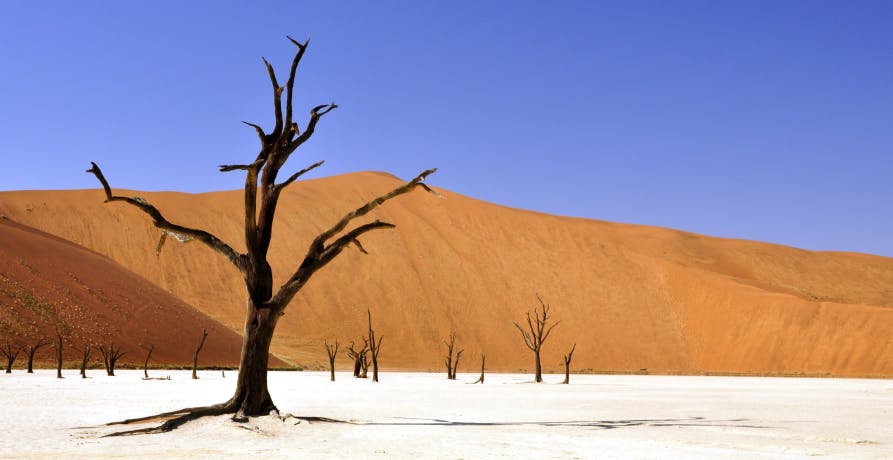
[1,1,891,256]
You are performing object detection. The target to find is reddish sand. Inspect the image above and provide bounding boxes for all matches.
[1,171,891,376]
[0,218,258,367]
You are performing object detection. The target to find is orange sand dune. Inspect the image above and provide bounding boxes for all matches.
[1,172,891,376]
[0,218,261,367]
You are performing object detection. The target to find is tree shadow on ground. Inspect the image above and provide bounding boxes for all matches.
[295,416,770,430]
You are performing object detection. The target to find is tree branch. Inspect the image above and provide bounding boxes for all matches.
[284,36,309,134]
[262,57,284,137]
[86,162,245,273]
[274,160,324,193]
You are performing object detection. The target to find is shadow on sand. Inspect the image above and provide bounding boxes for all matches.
[295,416,770,430]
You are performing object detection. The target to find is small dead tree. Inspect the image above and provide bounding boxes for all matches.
[472,352,486,384]
[345,341,363,377]
[80,344,91,378]
[359,338,370,378]
[54,330,64,379]
[367,310,383,382]
[443,332,464,380]
[324,339,339,382]
[2,342,22,373]
[513,295,560,383]
[562,343,576,384]
[143,345,154,379]
[26,338,49,373]
[191,328,208,380]
[99,343,126,376]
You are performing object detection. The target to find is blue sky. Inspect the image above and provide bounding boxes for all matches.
[1,1,891,256]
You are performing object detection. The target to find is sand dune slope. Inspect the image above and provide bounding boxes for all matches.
[1,172,890,376]
[0,218,249,367]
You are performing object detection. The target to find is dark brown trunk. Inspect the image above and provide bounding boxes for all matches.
[473,353,485,384]
[227,302,279,421]
[26,343,44,373]
[143,345,154,379]
[534,350,543,383]
[329,358,335,381]
[192,329,208,380]
[80,345,90,378]
[55,334,63,379]
[353,356,361,377]
[563,361,570,384]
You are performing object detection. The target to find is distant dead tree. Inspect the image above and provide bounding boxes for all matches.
[367,310,383,382]
[191,328,208,380]
[513,295,560,383]
[87,38,436,433]
[54,330,64,379]
[80,344,91,378]
[99,343,126,376]
[346,341,363,377]
[324,340,339,382]
[359,338,370,378]
[143,345,155,379]
[443,332,464,380]
[2,342,22,373]
[562,343,576,384]
[472,352,486,384]
[26,338,49,373]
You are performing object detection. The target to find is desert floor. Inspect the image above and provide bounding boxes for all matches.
[0,370,890,459]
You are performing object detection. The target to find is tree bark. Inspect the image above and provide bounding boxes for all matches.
[55,332,63,379]
[324,340,339,382]
[192,329,208,380]
[226,302,279,421]
[562,343,576,384]
[143,345,154,379]
[472,353,486,384]
[80,345,91,378]
[26,339,48,373]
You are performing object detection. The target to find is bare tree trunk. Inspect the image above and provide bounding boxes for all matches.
[562,343,576,384]
[346,341,364,378]
[143,345,154,379]
[228,303,279,421]
[2,343,22,373]
[367,310,382,383]
[472,353,486,384]
[26,339,48,373]
[534,351,543,383]
[324,340,339,382]
[192,328,208,380]
[55,332,63,379]
[80,344,91,378]
[451,349,463,380]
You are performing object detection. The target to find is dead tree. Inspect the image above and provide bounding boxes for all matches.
[2,342,22,373]
[55,331,64,379]
[191,328,208,380]
[513,295,560,383]
[324,340,339,382]
[562,343,576,384]
[80,344,91,378]
[88,38,436,433]
[98,343,126,376]
[26,338,49,373]
[143,345,154,379]
[345,341,363,377]
[472,353,486,384]
[367,310,383,383]
[443,332,464,380]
